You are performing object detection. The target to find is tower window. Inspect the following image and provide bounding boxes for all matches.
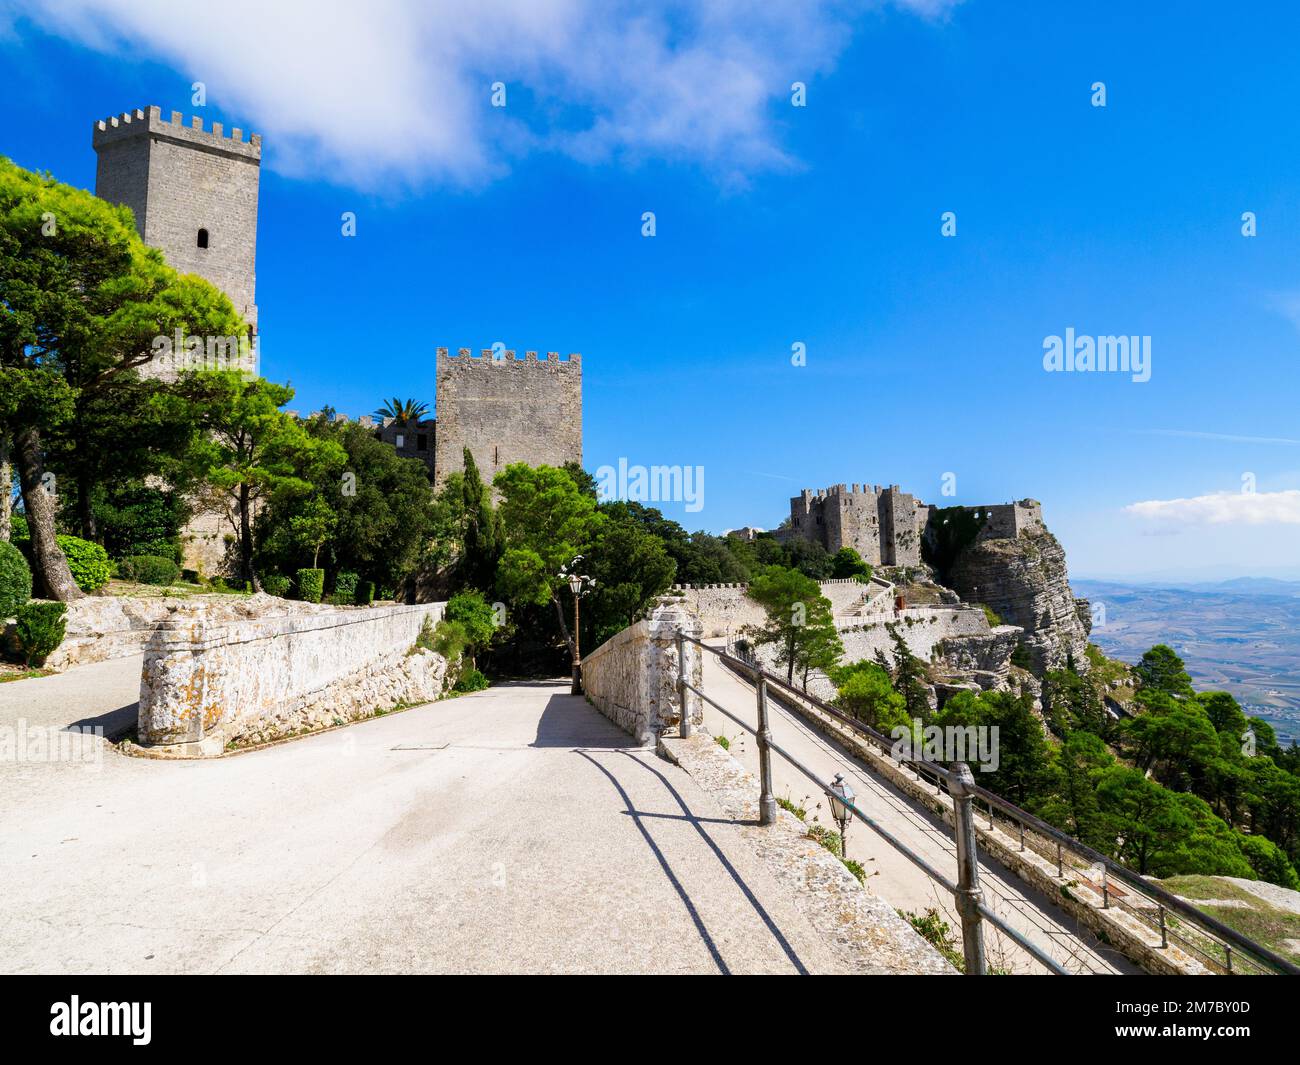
[197,228,209,249]
[417,433,428,451]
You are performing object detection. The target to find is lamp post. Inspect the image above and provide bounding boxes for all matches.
[559,558,595,695]
[828,772,856,856]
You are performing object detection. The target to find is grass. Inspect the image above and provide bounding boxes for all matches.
[0,666,54,683]
[1159,874,1300,968]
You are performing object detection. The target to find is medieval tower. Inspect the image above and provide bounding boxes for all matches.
[433,348,583,486]
[92,106,261,344]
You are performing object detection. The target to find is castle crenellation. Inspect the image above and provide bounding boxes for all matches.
[789,483,1044,564]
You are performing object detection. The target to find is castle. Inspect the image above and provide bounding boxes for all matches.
[789,483,1043,564]
[91,106,582,570]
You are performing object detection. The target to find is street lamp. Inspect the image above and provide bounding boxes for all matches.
[559,557,595,695]
[827,772,856,855]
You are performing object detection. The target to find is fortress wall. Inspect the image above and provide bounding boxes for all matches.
[672,579,872,638]
[581,601,702,744]
[138,601,447,756]
[433,347,582,486]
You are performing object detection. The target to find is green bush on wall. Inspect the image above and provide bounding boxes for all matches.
[0,540,33,619]
[56,535,111,592]
[260,573,291,597]
[16,602,67,666]
[117,555,181,586]
[296,568,324,603]
[354,580,375,606]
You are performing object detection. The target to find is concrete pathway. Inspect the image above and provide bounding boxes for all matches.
[0,680,855,975]
[698,648,1143,975]
[0,653,143,739]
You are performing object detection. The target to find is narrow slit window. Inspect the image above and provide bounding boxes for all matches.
[197,228,209,249]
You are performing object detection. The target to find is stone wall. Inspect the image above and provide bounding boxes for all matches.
[580,600,702,744]
[673,578,875,638]
[433,347,582,487]
[138,600,447,756]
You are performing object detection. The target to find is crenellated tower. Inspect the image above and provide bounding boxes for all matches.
[92,106,261,342]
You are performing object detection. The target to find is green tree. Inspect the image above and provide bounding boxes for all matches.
[1094,766,1191,875]
[830,546,872,581]
[586,502,677,646]
[373,397,429,423]
[175,372,340,589]
[831,660,909,732]
[1134,644,1194,699]
[1039,731,1114,845]
[445,590,498,669]
[745,566,840,686]
[493,463,603,661]
[460,448,500,592]
[885,623,932,720]
[0,156,244,598]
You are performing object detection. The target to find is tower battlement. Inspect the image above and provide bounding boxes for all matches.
[434,345,582,486]
[93,103,261,338]
[92,105,262,160]
[436,346,581,366]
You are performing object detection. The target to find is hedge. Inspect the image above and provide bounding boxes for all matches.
[0,540,32,619]
[16,601,67,666]
[57,535,111,592]
[296,568,324,603]
[117,554,181,586]
[261,573,291,597]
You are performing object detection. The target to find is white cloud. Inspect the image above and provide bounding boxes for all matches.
[1125,489,1300,527]
[8,0,960,189]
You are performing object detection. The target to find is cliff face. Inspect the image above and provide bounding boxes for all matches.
[947,527,1090,674]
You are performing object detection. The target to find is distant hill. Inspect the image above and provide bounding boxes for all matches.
[1074,579,1300,746]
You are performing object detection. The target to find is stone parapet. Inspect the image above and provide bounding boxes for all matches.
[138,601,446,756]
[580,600,702,744]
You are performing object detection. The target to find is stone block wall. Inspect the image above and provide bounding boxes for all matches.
[138,600,447,756]
[433,347,582,487]
[93,106,261,335]
[580,601,703,744]
[672,578,874,638]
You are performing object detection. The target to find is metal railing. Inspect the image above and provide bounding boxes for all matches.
[693,634,1298,977]
[677,632,1069,975]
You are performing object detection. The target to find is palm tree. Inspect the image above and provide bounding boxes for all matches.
[374,397,430,424]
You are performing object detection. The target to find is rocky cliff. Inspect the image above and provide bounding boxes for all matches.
[947,526,1090,674]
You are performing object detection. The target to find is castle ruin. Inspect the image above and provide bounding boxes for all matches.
[789,484,1044,563]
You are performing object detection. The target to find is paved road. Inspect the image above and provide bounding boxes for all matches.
[0,653,143,739]
[0,679,855,975]
[698,649,1143,975]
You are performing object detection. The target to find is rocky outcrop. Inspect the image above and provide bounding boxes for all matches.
[948,527,1090,674]
[932,625,1023,691]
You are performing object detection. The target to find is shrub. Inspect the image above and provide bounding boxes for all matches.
[0,540,33,619]
[333,571,359,601]
[117,554,181,586]
[16,602,67,666]
[55,535,111,592]
[296,568,324,603]
[354,580,375,606]
[261,573,291,597]
[454,667,489,692]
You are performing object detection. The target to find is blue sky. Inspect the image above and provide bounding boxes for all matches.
[2,0,1299,580]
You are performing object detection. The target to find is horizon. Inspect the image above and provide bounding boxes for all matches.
[3,0,1299,580]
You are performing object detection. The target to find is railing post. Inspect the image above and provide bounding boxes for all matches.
[949,763,988,976]
[1056,842,1063,878]
[676,630,690,739]
[1159,905,1168,948]
[755,676,777,826]
[1225,944,1233,974]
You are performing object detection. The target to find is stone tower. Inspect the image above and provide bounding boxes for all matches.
[92,106,261,341]
[434,348,583,486]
